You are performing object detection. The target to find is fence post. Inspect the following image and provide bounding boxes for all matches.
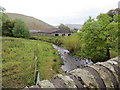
[34,49,40,85]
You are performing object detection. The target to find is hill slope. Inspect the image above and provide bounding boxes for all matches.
[65,24,82,30]
[6,13,55,30]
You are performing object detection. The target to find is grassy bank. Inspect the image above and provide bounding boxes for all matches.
[30,35,63,45]
[30,34,118,61]
[2,37,64,88]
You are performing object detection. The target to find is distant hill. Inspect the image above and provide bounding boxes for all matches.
[65,24,82,30]
[6,13,55,30]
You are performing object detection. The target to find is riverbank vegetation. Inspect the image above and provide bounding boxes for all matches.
[60,13,119,62]
[30,35,63,45]
[2,37,64,88]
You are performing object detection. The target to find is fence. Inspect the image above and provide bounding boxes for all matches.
[34,49,40,85]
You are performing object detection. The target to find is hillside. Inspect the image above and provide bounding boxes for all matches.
[56,24,82,30]
[6,13,55,30]
[65,24,82,30]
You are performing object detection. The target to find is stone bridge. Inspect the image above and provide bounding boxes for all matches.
[29,56,120,89]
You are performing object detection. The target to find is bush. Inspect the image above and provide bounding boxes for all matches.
[12,19,30,38]
[2,19,15,36]
[60,34,81,53]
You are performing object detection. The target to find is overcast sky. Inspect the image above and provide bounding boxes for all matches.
[1,0,119,26]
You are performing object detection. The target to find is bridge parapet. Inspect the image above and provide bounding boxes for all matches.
[29,56,120,89]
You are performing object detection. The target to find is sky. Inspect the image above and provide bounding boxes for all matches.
[1,0,120,26]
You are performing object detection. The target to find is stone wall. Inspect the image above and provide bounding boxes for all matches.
[29,56,120,89]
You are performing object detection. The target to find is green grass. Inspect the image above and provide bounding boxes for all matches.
[60,34,81,52]
[30,34,63,45]
[31,34,81,53]
[2,37,64,88]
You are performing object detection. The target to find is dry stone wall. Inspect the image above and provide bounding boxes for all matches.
[29,56,120,89]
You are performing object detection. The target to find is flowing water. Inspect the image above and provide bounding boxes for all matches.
[53,44,93,72]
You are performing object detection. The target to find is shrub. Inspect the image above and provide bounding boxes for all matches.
[2,19,15,36]
[12,19,30,38]
[60,34,81,53]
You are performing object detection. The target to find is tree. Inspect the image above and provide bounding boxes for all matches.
[2,19,15,36]
[0,6,6,13]
[58,24,70,31]
[0,6,8,23]
[81,17,107,62]
[97,14,112,60]
[12,19,30,38]
[114,15,120,22]
[106,22,119,53]
[80,14,118,62]
[107,8,120,22]
[0,6,8,36]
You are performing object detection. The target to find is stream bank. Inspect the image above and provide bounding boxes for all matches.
[53,44,93,72]
[29,38,93,72]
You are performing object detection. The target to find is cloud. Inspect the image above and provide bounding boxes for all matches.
[1,0,119,25]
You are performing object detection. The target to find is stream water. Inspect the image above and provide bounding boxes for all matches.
[53,44,93,72]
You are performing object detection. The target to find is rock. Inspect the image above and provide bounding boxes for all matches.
[53,74,77,88]
[38,80,55,88]
[88,65,114,88]
[96,61,120,88]
[29,85,40,88]
[69,68,99,88]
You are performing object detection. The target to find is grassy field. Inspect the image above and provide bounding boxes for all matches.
[2,37,64,88]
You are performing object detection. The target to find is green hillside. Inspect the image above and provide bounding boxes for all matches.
[6,13,55,30]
